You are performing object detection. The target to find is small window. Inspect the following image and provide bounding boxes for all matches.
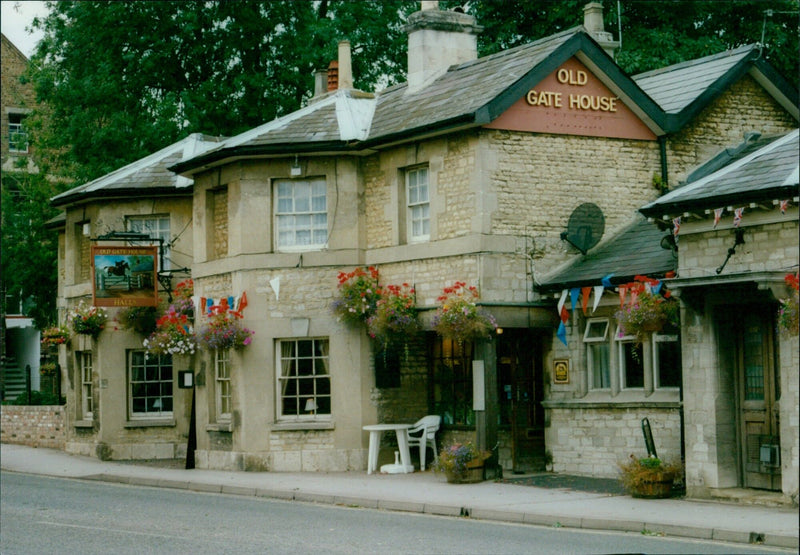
[78,352,93,420]
[277,338,330,420]
[616,326,644,389]
[128,351,173,418]
[127,215,171,270]
[215,349,232,421]
[8,113,28,153]
[275,178,328,250]
[584,319,610,390]
[653,333,681,389]
[406,167,430,242]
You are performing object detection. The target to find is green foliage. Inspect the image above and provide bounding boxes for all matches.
[25,0,418,183]
[618,455,682,492]
[433,442,492,476]
[5,390,65,406]
[0,171,65,328]
[117,306,159,336]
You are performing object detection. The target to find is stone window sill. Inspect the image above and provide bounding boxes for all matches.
[73,420,94,429]
[206,422,232,433]
[272,421,334,431]
[124,419,176,428]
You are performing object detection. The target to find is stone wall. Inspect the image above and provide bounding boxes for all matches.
[547,406,682,478]
[1,405,66,449]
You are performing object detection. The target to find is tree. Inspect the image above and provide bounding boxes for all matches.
[0,171,62,328]
[458,0,798,83]
[25,0,418,184]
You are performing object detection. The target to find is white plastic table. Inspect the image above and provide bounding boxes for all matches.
[363,423,414,474]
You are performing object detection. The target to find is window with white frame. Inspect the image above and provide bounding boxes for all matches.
[127,215,171,270]
[8,113,28,153]
[275,178,327,250]
[406,166,430,241]
[128,351,173,418]
[616,326,644,389]
[653,333,681,389]
[215,348,232,420]
[78,352,93,420]
[584,319,610,389]
[277,338,330,419]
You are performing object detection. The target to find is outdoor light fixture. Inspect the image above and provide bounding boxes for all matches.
[716,228,746,275]
[291,156,302,176]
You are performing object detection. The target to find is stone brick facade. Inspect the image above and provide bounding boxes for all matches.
[1,405,66,449]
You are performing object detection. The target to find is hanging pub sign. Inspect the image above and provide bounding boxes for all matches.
[92,245,158,307]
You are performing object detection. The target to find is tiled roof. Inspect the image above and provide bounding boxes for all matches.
[633,45,755,114]
[51,133,224,206]
[640,129,799,217]
[539,215,676,290]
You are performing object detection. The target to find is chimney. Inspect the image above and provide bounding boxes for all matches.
[327,60,338,91]
[338,40,353,89]
[583,2,619,58]
[404,1,483,93]
[314,69,328,98]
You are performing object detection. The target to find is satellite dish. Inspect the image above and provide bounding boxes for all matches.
[560,203,605,255]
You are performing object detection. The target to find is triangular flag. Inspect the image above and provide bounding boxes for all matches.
[601,274,614,288]
[206,298,214,314]
[592,285,604,313]
[560,305,570,323]
[556,321,567,346]
[619,285,627,308]
[651,280,662,295]
[672,216,681,238]
[200,297,207,314]
[780,200,788,214]
[713,207,723,228]
[237,291,248,312]
[733,207,744,227]
[570,288,580,312]
[269,276,281,301]
[557,289,568,315]
[581,287,591,315]
[227,296,235,311]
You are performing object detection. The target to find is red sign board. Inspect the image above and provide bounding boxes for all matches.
[484,57,656,140]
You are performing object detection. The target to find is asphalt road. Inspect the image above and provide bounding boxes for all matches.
[1,472,793,554]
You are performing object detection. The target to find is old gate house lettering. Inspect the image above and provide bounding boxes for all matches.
[526,69,618,112]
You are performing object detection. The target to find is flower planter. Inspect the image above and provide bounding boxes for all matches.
[445,460,485,484]
[629,472,674,499]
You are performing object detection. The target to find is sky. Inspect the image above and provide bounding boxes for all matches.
[1,0,48,57]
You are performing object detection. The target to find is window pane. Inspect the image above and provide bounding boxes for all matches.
[589,343,610,389]
[656,338,681,388]
[278,339,330,419]
[622,343,644,388]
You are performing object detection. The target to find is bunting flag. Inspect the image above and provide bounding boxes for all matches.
[618,284,627,308]
[651,280,663,295]
[269,276,281,301]
[206,298,214,314]
[601,274,614,288]
[713,207,723,228]
[733,207,744,227]
[570,288,580,313]
[237,291,248,312]
[592,285,604,313]
[672,217,681,242]
[556,321,567,346]
[629,288,640,306]
[557,289,568,315]
[560,305,570,323]
[780,200,789,214]
[581,287,591,315]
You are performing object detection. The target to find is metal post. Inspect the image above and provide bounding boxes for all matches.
[25,364,32,403]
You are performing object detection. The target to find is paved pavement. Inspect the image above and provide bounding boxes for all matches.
[1,443,797,550]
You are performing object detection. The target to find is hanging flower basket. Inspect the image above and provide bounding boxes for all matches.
[778,272,799,335]
[198,305,254,350]
[331,266,381,327]
[41,325,70,349]
[144,307,196,357]
[367,283,420,348]
[69,301,108,339]
[615,281,678,343]
[432,282,497,343]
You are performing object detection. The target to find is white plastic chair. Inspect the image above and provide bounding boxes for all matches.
[406,415,441,471]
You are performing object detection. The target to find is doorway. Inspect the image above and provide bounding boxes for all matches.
[734,306,781,490]
[497,329,545,473]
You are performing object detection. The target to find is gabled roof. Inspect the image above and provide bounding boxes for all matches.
[51,134,223,207]
[538,215,676,291]
[633,45,799,131]
[640,128,799,218]
[172,28,667,174]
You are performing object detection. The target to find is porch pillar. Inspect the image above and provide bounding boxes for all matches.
[475,338,499,478]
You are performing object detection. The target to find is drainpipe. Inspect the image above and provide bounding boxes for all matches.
[658,136,669,193]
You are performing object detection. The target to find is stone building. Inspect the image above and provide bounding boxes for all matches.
[51,2,798,502]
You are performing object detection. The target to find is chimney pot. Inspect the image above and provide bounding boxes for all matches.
[327,60,338,91]
[583,2,605,33]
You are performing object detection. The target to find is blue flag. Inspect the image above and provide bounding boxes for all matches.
[557,321,567,346]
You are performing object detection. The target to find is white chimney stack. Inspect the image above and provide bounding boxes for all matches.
[583,2,619,58]
[404,2,482,93]
[338,40,353,90]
